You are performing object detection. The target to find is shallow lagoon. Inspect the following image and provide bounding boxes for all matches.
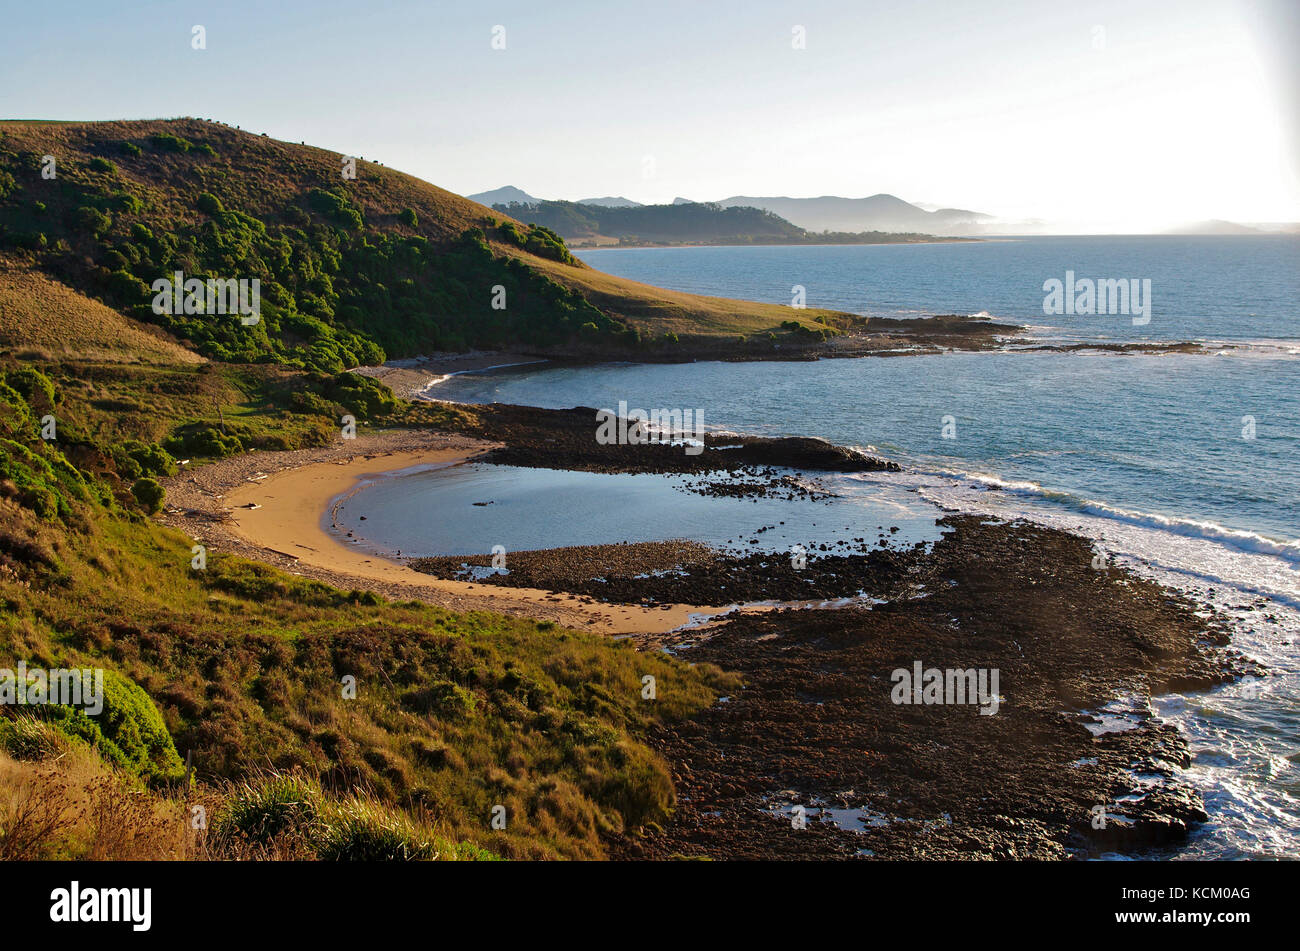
[332,462,944,558]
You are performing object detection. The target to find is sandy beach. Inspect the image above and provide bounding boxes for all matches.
[351,351,549,400]
[160,429,722,635]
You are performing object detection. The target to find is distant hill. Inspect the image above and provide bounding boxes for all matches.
[465,184,539,206]
[493,198,948,248]
[578,196,643,208]
[715,194,992,235]
[481,187,993,234]
[1165,219,1262,235]
[496,200,806,245]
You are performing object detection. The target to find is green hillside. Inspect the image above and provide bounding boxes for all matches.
[0,354,734,861]
[0,119,845,369]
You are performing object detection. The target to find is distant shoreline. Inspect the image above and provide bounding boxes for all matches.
[567,235,979,250]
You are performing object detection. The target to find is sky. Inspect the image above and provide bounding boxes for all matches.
[2,0,1297,231]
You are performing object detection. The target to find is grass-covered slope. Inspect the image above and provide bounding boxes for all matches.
[0,118,843,367]
[0,258,202,364]
[0,359,736,859]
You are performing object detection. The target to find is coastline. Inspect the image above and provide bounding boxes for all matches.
[159,429,738,635]
[158,399,1257,859]
[349,318,1215,403]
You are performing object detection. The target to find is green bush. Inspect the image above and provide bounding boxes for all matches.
[164,426,245,459]
[88,157,116,174]
[4,366,57,412]
[196,192,223,215]
[113,440,177,480]
[106,268,151,305]
[35,670,185,783]
[74,206,111,236]
[150,133,193,153]
[130,477,165,513]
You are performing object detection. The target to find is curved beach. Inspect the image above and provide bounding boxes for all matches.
[161,429,723,635]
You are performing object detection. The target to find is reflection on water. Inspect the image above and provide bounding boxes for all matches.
[332,462,944,558]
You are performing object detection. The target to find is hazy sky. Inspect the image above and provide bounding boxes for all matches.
[3,0,1296,230]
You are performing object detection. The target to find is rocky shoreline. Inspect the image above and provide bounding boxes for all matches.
[385,402,1257,859]
[164,392,1253,860]
[351,315,1212,401]
[603,516,1255,859]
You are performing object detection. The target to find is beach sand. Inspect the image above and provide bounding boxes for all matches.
[161,430,722,635]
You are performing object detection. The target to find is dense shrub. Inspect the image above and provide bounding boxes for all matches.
[196,192,223,214]
[150,133,193,153]
[130,477,165,513]
[74,206,111,236]
[112,440,176,480]
[32,670,186,783]
[163,426,244,459]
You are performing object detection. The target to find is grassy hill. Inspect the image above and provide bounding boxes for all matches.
[493,199,807,244]
[0,258,202,364]
[0,341,736,861]
[0,118,844,368]
[0,119,792,860]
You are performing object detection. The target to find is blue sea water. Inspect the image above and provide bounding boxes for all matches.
[355,236,1300,859]
[576,235,1300,344]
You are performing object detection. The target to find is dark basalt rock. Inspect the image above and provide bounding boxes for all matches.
[467,403,898,474]
[707,435,899,472]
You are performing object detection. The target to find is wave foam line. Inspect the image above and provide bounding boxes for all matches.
[866,462,1300,565]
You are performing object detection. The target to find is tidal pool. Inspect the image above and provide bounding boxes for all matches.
[331,462,944,558]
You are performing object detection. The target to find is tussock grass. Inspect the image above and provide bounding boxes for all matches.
[0,740,201,860]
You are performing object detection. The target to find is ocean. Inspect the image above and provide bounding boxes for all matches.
[349,236,1300,859]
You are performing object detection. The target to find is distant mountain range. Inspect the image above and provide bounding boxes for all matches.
[1164,219,1263,235]
[468,187,993,235]
[710,194,992,235]
[465,187,1299,237]
[467,186,645,210]
[480,198,952,248]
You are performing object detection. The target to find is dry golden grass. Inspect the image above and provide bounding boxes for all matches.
[523,250,847,336]
[0,727,205,860]
[0,258,202,364]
